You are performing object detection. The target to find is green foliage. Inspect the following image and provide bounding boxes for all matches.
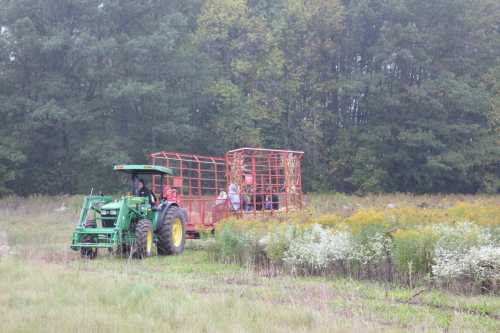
[391,227,438,276]
[0,0,499,195]
[209,223,255,264]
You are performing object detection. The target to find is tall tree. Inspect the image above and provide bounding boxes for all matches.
[0,0,498,195]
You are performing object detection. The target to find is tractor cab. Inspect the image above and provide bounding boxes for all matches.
[113,164,173,206]
[94,164,173,227]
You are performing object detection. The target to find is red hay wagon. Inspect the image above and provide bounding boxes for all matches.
[151,148,304,237]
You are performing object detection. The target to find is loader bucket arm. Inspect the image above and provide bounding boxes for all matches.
[78,195,113,227]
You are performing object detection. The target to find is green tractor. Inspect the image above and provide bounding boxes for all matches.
[70,164,187,259]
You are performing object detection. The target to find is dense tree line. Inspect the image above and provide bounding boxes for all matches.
[0,0,499,195]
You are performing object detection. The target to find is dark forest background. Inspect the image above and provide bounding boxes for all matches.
[0,0,499,195]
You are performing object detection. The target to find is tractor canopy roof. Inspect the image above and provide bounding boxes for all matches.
[113,164,173,175]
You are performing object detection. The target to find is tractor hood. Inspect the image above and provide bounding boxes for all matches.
[100,201,122,211]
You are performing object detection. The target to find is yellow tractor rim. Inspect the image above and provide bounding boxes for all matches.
[172,218,183,247]
[146,230,153,254]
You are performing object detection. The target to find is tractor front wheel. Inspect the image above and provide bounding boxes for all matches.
[80,245,97,259]
[80,219,97,259]
[115,244,131,258]
[157,206,186,255]
[132,219,154,259]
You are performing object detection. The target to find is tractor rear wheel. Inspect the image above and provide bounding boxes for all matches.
[132,219,153,259]
[157,206,186,255]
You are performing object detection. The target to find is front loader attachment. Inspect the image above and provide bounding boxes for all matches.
[71,195,144,258]
[71,227,118,249]
[70,195,118,251]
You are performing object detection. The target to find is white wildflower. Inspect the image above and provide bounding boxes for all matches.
[351,232,390,265]
[463,245,500,281]
[283,224,354,270]
[431,222,499,282]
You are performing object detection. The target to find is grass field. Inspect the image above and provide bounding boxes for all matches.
[1,195,500,332]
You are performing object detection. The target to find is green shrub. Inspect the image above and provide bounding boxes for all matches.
[391,227,438,276]
[210,224,252,264]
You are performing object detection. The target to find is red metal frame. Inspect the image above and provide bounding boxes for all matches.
[151,151,227,236]
[225,148,304,216]
[150,148,304,237]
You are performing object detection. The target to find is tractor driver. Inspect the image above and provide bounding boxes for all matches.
[137,179,156,205]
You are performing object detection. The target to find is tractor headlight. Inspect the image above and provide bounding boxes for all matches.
[110,210,117,216]
[101,210,108,215]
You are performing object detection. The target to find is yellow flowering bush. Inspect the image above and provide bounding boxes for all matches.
[387,207,447,227]
[344,209,389,234]
[448,201,500,227]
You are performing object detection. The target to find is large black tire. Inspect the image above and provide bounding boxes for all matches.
[80,220,98,259]
[132,219,153,259]
[157,206,186,255]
